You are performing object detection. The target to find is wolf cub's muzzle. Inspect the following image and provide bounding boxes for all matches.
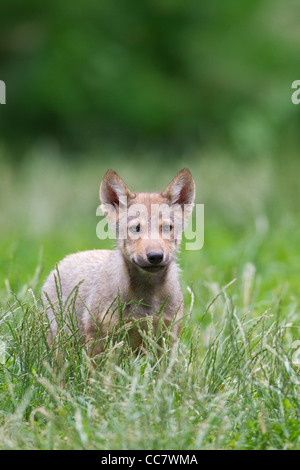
[147,251,164,265]
[132,251,168,272]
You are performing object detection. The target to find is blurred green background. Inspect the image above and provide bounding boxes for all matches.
[0,0,300,313]
[1,0,300,154]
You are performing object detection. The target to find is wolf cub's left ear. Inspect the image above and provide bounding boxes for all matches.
[161,168,195,218]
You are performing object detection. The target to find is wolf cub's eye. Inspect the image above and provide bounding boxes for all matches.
[162,224,173,233]
[129,224,140,233]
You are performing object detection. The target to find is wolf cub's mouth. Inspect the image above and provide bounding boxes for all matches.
[139,265,166,273]
[131,258,167,273]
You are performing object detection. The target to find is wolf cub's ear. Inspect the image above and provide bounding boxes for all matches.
[100,169,135,210]
[161,168,195,218]
[100,169,135,220]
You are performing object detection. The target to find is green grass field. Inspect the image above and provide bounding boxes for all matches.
[0,149,299,449]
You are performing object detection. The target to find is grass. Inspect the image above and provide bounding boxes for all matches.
[0,148,299,449]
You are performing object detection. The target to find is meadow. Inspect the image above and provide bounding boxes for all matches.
[0,148,299,449]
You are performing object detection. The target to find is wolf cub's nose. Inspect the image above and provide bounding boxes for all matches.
[147,251,164,265]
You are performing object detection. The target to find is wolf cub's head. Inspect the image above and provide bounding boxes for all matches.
[100,169,195,273]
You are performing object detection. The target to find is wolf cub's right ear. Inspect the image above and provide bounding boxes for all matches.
[100,169,135,218]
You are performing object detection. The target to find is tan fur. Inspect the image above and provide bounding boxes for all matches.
[42,168,195,356]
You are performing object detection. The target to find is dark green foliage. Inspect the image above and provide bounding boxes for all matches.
[0,1,299,153]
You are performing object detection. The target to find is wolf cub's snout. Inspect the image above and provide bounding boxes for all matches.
[42,168,195,355]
